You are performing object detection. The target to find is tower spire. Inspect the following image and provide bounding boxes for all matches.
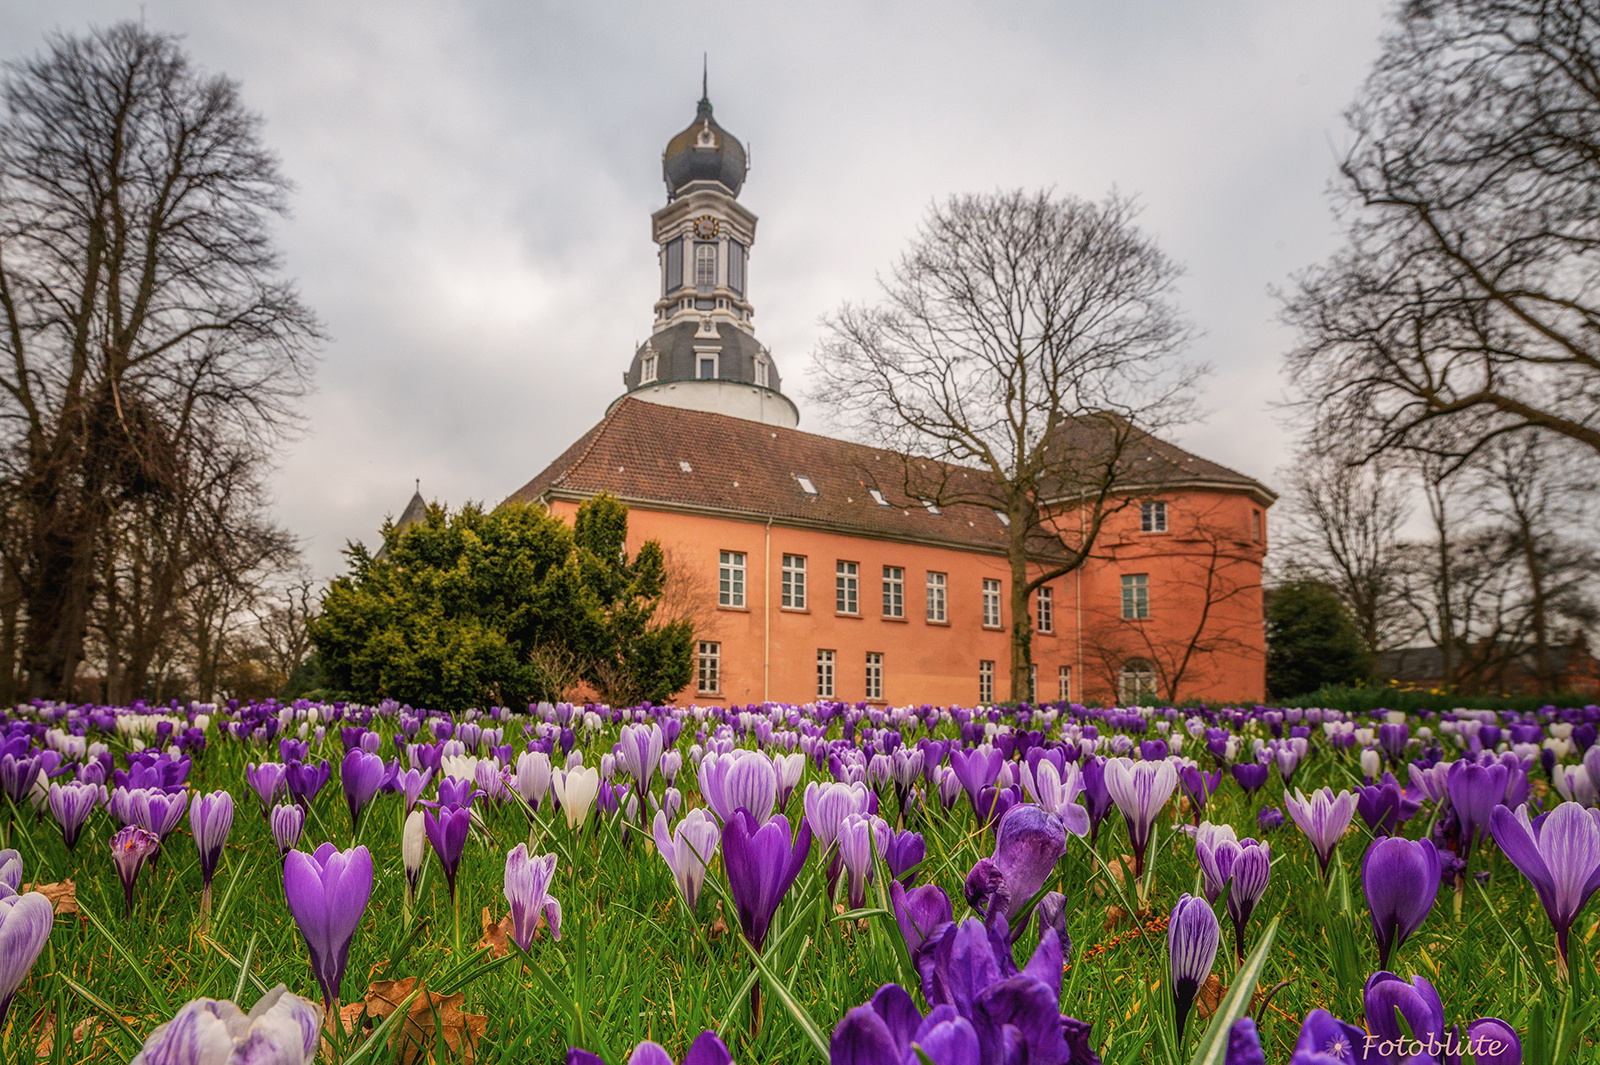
[702,54,708,102]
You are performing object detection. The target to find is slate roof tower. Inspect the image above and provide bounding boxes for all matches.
[609,84,799,428]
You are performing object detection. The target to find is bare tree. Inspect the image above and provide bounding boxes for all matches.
[810,190,1200,700]
[1284,0,1600,463]
[1273,442,1413,656]
[1079,500,1263,704]
[0,25,318,698]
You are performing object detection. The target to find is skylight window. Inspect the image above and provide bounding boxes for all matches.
[994,510,1010,526]
[921,500,941,516]
[679,461,693,473]
[869,489,889,507]
[796,476,819,495]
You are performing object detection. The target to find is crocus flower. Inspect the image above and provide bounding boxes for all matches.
[553,766,600,831]
[271,803,305,858]
[1105,757,1178,876]
[567,1030,732,1065]
[838,813,890,909]
[110,825,161,918]
[884,829,925,885]
[721,810,811,951]
[889,881,952,958]
[1178,763,1221,825]
[0,851,19,895]
[403,809,426,904]
[283,843,373,1012]
[424,804,472,901]
[1226,839,1271,961]
[245,762,288,818]
[1285,787,1357,876]
[189,791,233,887]
[1081,756,1114,843]
[699,751,777,825]
[128,984,322,1065]
[1446,760,1509,861]
[0,750,43,807]
[285,759,331,811]
[948,746,1004,814]
[340,748,386,830]
[963,803,1067,927]
[827,983,981,1065]
[0,891,52,1028]
[652,808,720,914]
[1019,753,1091,837]
[1231,760,1269,800]
[1489,800,1600,972]
[617,723,664,795]
[504,844,561,950]
[513,751,551,813]
[1257,806,1285,833]
[1464,1017,1521,1065]
[1355,773,1420,837]
[1194,823,1240,905]
[1364,971,1445,1060]
[1169,894,1220,1044]
[1361,836,1440,971]
[46,780,101,850]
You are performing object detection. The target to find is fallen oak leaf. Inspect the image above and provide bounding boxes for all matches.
[477,908,515,959]
[365,977,486,1064]
[23,880,79,918]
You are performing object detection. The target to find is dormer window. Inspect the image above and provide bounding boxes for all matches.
[641,352,658,383]
[754,357,769,388]
[695,243,717,288]
[697,354,718,380]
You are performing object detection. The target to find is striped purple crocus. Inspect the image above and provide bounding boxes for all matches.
[1105,757,1178,876]
[0,892,52,1028]
[1490,800,1600,977]
[46,780,101,850]
[283,843,373,1013]
[189,790,234,930]
[1284,786,1356,877]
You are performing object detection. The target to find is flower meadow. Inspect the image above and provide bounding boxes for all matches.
[0,700,1595,1063]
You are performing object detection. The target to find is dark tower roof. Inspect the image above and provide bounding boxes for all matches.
[662,96,747,199]
[622,320,780,393]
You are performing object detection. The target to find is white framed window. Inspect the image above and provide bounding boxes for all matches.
[719,551,746,608]
[697,641,721,694]
[1120,659,1158,705]
[836,561,859,614]
[982,578,1002,628]
[641,352,658,383]
[754,358,768,388]
[1121,574,1149,620]
[817,649,835,698]
[1058,665,1071,702]
[697,353,718,380]
[695,242,717,287]
[728,239,746,295]
[664,237,684,292]
[1037,585,1053,633]
[926,571,947,622]
[882,566,904,618]
[979,660,994,704]
[781,554,807,609]
[865,652,883,701]
[1141,501,1168,533]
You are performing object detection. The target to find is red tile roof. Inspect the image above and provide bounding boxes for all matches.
[506,398,1273,552]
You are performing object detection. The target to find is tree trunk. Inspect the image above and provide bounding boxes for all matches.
[21,486,102,700]
[1007,517,1034,702]
[0,566,19,706]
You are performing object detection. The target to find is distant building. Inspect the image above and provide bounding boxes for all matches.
[504,89,1275,706]
[1379,635,1600,697]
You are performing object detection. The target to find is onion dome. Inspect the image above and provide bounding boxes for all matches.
[663,96,747,199]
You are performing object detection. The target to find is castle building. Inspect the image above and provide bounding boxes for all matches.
[509,91,1274,706]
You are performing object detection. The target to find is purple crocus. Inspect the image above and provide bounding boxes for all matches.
[424,804,472,901]
[617,723,664,795]
[827,983,982,1065]
[1081,756,1114,844]
[1361,836,1440,971]
[884,829,925,886]
[503,844,562,950]
[889,881,952,958]
[949,746,1004,815]
[1364,971,1445,1060]
[1285,787,1357,877]
[46,780,101,850]
[1355,773,1420,837]
[271,803,305,858]
[1104,757,1177,876]
[1225,839,1271,961]
[0,892,52,1028]
[567,1030,732,1065]
[1464,1018,1521,1064]
[1446,760,1509,862]
[1231,760,1269,802]
[128,984,323,1065]
[963,803,1067,928]
[1489,800,1600,974]
[285,759,331,811]
[652,808,720,914]
[1194,823,1240,905]
[340,749,386,831]
[110,825,161,918]
[244,762,287,818]
[189,790,234,930]
[1178,764,1221,825]
[720,810,811,952]
[699,752,778,826]
[283,843,373,1013]
[1169,893,1220,1044]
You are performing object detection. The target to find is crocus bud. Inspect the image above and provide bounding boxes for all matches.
[402,809,426,898]
[1169,894,1220,1044]
[271,804,305,858]
[1360,748,1381,781]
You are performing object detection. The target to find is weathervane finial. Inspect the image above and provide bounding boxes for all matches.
[702,54,708,102]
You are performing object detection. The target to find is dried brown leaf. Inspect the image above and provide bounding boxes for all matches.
[23,880,78,917]
[363,977,486,1064]
[1195,975,1224,1019]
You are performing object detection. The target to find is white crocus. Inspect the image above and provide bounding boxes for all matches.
[554,766,600,830]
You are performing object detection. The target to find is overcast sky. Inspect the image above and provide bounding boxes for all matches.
[0,1,1394,578]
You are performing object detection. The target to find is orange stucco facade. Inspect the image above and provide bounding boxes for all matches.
[546,485,1268,707]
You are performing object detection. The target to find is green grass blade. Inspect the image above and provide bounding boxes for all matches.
[739,932,830,1060]
[56,973,143,1055]
[1187,917,1279,1065]
[203,937,272,997]
[231,933,258,1003]
[78,900,170,1012]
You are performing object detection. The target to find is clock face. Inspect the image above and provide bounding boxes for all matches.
[693,216,719,240]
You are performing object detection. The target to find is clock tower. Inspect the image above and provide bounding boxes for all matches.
[609,86,799,428]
